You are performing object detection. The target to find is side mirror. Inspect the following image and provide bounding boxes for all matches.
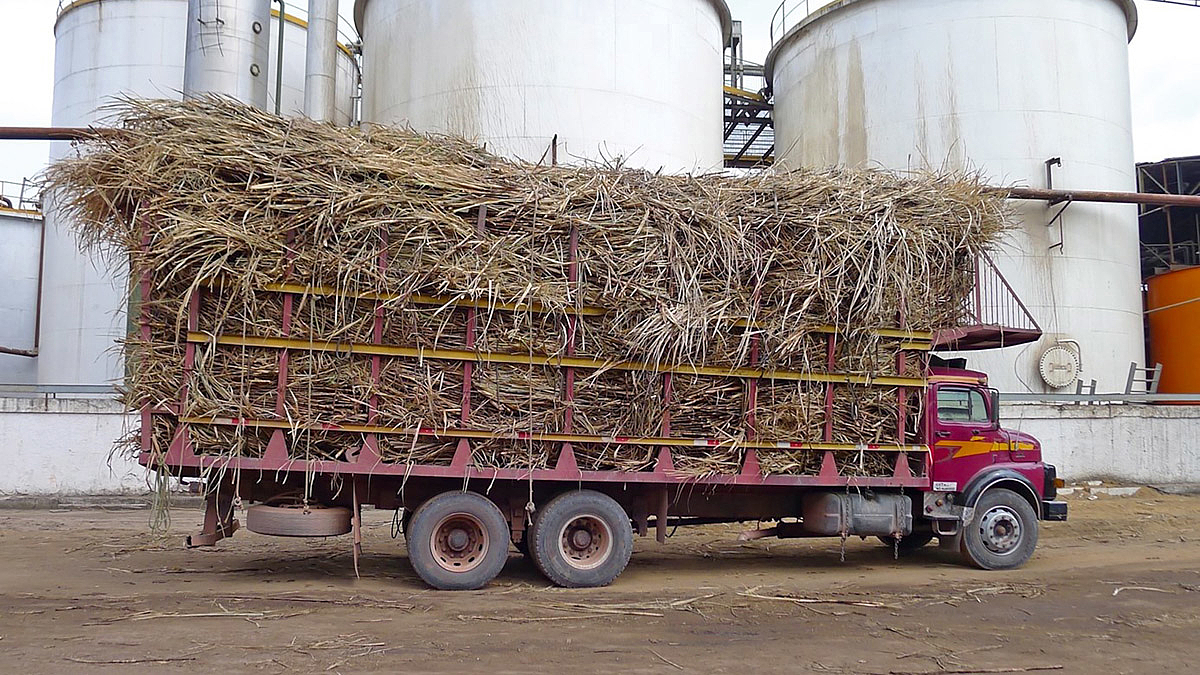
[989,388,1001,429]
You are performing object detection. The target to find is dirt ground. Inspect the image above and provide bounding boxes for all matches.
[1,491,1198,674]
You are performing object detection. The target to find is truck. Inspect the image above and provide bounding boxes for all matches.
[141,248,1066,591]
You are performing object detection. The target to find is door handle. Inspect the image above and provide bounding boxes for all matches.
[935,430,950,438]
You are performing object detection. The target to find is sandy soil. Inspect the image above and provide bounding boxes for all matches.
[1,490,1198,674]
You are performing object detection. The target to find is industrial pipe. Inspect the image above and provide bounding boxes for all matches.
[1004,186,1200,208]
[0,127,100,141]
[274,0,286,115]
[5,125,1200,209]
[303,0,339,121]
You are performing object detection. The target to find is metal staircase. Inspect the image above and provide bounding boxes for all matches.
[934,252,1042,351]
[723,86,774,168]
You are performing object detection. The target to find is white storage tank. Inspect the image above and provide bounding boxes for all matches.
[354,0,731,173]
[44,0,357,387]
[45,0,190,386]
[183,0,272,106]
[0,207,43,385]
[765,0,1143,393]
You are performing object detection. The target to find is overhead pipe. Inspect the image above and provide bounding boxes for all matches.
[303,0,339,121]
[1003,186,1200,208]
[0,126,102,140]
[4,126,1200,209]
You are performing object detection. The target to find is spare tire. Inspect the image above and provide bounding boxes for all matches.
[246,504,352,537]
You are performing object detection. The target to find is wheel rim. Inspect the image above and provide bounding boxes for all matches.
[430,512,489,573]
[978,505,1023,555]
[557,514,613,570]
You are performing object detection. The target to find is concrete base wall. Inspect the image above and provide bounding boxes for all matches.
[1002,402,1200,484]
[2,398,1198,494]
[0,397,141,494]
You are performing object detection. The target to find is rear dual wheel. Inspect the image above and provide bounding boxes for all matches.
[528,490,633,588]
[406,491,510,590]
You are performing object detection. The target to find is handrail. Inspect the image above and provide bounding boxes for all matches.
[1002,393,1200,403]
[968,251,1040,332]
[0,179,41,212]
[0,383,119,396]
[770,0,822,45]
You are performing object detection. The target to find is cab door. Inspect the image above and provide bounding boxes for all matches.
[928,385,1006,492]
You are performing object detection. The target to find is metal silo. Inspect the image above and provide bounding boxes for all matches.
[1146,266,1200,395]
[0,207,43,385]
[44,0,357,387]
[354,0,731,173]
[765,0,1143,393]
[43,0,190,386]
[183,0,273,106]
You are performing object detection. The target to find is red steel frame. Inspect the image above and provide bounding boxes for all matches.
[138,208,933,491]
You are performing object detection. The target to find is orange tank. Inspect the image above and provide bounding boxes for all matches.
[1146,266,1200,394]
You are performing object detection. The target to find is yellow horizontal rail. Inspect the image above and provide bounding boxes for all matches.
[260,282,609,317]
[187,332,928,388]
[201,280,935,344]
[179,415,929,454]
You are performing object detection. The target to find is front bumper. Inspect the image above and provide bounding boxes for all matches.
[1042,500,1068,521]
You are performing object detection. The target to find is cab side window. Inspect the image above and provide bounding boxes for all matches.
[936,387,989,424]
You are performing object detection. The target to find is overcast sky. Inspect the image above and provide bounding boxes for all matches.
[1,0,1197,191]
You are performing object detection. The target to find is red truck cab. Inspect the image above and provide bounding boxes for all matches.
[917,365,1066,569]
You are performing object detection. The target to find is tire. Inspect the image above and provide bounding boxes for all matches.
[406,491,510,590]
[960,488,1039,570]
[527,490,633,588]
[245,504,352,537]
[878,530,935,553]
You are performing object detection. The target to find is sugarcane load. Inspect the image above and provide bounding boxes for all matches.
[46,98,1065,590]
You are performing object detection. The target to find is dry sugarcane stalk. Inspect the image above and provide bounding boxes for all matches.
[45,97,1012,478]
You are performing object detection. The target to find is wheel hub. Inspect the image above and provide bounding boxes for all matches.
[430,514,488,572]
[447,528,470,552]
[569,528,593,550]
[558,515,613,570]
[979,506,1022,555]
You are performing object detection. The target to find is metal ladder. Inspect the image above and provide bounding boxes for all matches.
[1125,363,1164,395]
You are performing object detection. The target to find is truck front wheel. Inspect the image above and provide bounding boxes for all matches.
[406,491,510,590]
[960,489,1039,570]
[528,490,633,588]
